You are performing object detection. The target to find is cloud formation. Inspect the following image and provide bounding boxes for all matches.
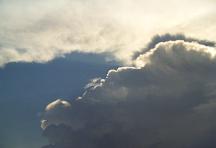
[41,99,72,130]
[133,33,215,60]
[41,38,216,148]
[0,0,216,67]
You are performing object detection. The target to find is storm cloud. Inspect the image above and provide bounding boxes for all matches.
[41,38,216,148]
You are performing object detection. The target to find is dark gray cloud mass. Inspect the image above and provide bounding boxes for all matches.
[41,37,216,148]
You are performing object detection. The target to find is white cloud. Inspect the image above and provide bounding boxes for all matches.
[0,0,215,67]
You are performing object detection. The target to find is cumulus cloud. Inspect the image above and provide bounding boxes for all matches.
[41,38,216,148]
[0,0,216,67]
[41,99,72,129]
[133,33,215,60]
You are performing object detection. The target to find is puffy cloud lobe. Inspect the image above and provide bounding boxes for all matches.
[41,40,216,148]
[41,99,72,129]
[133,33,216,60]
[42,99,92,132]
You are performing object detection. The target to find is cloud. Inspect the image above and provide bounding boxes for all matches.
[0,0,216,67]
[0,51,118,148]
[41,39,216,148]
[41,99,72,130]
[133,33,215,60]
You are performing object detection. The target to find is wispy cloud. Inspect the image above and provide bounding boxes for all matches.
[0,0,215,67]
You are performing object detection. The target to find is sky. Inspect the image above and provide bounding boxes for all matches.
[0,0,216,148]
[0,52,117,148]
[0,0,216,66]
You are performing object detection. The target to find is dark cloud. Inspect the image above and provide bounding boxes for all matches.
[41,39,216,148]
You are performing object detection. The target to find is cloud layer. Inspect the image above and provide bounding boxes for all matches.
[0,0,216,67]
[41,38,216,148]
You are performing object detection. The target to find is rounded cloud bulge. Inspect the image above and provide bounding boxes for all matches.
[41,99,72,130]
[41,37,216,148]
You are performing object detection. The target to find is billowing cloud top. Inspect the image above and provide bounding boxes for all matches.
[41,99,72,129]
[41,38,216,148]
[0,0,216,67]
